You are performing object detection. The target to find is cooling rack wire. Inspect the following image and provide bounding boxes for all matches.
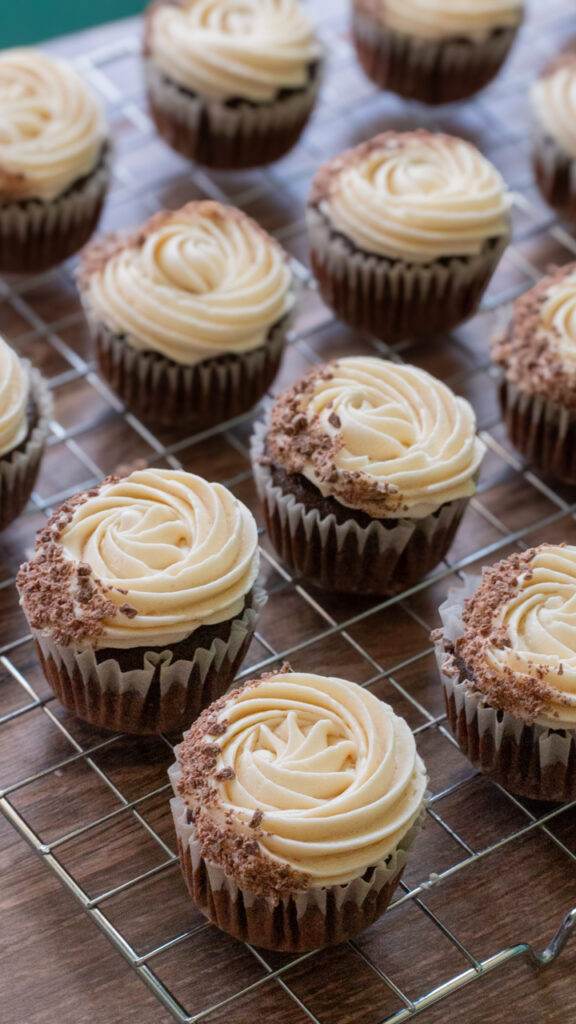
[1,1,576,1021]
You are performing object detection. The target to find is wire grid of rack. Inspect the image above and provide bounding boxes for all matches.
[1,1,576,1022]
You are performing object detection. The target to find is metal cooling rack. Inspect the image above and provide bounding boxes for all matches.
[1,1,576,1021]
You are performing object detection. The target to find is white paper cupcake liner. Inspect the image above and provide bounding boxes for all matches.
[144,59,321,168]
[32,585,267,734]
[84,309,289,428]
[307,205,509,343]
[251,416,470,595]
[352,7,519,103]
[435,578,576,800]
[0,365,53,532]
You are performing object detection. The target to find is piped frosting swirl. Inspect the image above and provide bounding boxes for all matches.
[447,545,576,725]
[0,49,106,202]
[310,131,511,263]
[79,201,294,366]
[360,0,524,41]
[0,335,29,458]
[531,54,576,159]
[266,356,485,518]
[17,468,259,648]
[176,670,427,890]
[147,0,321,103]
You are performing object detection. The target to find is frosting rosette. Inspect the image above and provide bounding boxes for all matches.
[532,58,576,159]
[539,267,576,366]
[45,468,259,647]
[147,0,321,103]
[81,201,294,366]
[0,336,29,458]
[179,671,427,887]
[268,356,485,518]
[318,131,510,263]
[0,49,106,202]
[372,0,524,41]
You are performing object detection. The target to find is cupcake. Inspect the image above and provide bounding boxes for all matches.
[77,201,295,429]
[251,356,485,594]
[492,263,576,484]
[307,131,511,343]
[531,51,576,219]
[352,0,524,105]
[170,668,428,951]
[0,335,52,532]
[143,0,322,169]
[16,467,265,734]
[0,49,111,274]
[434,544,576,803]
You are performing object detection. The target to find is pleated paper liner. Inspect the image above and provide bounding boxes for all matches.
[533,123,576,220]
[498,374,576,484]
[0,366,53,532]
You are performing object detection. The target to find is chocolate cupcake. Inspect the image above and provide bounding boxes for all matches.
[434,544,576,802]
[77,201,295,429]
[144,0,322,169]
[17,468,265,734]
[170,668,427,951]
[531,51,576,219]
[251,356,485,594]
[352,0,524,104]
[0,49,111,274]
[307,131,511,343]
[0,335,52,532]
[492,263,576,483]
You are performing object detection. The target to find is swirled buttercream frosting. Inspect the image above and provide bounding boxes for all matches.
[0,49,106,202]
[531,54,576,159]
[310,131,511,263]
[17,468,259,648]
[79,201,294,366]
[446,545,576,725]
[0,335,29,458]
[147,0,321,103]
[266,356,485,518]
[491,263,576,410]
[360,0,523,41]
[176,670,427,891]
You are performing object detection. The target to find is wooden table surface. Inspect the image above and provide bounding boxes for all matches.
[1,2,576,1022]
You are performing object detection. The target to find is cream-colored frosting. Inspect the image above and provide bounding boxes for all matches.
[84,202,294,365]
[0,49,106,202]
[0,336,29,458]
[322,133,510,263]
[538,269,576,367]
[285,357,485,518]
[485,545,576,726]
[148,0,321,103]
[373,0,523,41]
[194,671,427,886]
[531,63,576,159]
[59,468,259,647]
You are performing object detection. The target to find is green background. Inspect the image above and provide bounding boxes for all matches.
[1,1,143,47]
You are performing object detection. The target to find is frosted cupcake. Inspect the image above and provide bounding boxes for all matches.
[251,356,485,594]
[17,468,265,734]
[144,0,322,168]
[531,51,576,219]
[307,131,511,342]
[434,544,576,802]
[170,669,427,950]
[352,0,524,104]
[492,263,576,483]
[0,49,110,273]
[77,201,295,428]
[0,336,52,531]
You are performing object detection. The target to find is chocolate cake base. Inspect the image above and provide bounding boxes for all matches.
[352,11,518,105]
[178,838,404,951]
[533,136,576,221]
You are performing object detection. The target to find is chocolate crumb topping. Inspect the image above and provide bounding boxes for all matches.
[439,545,572,721]
[491,263,576,409]
[177,664,310,898]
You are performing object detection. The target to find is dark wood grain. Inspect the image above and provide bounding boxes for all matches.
[0,0,575,1021]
